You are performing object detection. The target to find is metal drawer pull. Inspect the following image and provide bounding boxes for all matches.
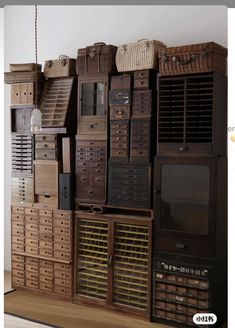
[176,243,186,249]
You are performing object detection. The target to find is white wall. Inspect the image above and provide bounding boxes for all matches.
[4,5,227,270]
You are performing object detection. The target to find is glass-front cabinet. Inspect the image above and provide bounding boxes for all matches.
[77,74,109,139]
[154,157,217,257]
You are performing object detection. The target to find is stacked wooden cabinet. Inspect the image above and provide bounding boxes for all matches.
[6,58,77,298]
[152,42,227,327]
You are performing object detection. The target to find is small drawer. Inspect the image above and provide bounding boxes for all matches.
[12,243,24,252]
[134,78,149,89]
[40,260,53,269]
[26,257,39,266]
[79,120,106,135]
[12,222,24,230]
[25,271,38,281]
[39,210,52,217]
[53,211,72,219]
[40,282,53,292]
[111,149,128,158]
[39,233,53,242]
[25,215,38,224]
[39,225,53,234]
[109,89,131,106]
[39,241,53,249]
[54,235,71,244]
[12,276,25,286]
[25,264,38,273]
[54,278,71,288]
[110,106,131,121]
[12,207,25,214]
[40,275,53,284]
[26,279,38,289]
[111,75,131,90]
[54,251,71,262]
[54,263,71,273]
[35,141,56,149]
[39,248,53,257]
[35,149,57,160]
[25,223,38,232]
[39,216,53,226]
[25,231,38,239]
[12,236,24,245]
[11,214,24,222]
[54,243,71,252]
[54,285,72,296]
[134,70,150,80]
[35,135,56,142]
[12,269,24,278]
[54,270,72,280]
[40,267,53,276]
[54,228,71,236]
[25,208,38,215]
[12,261,24,270]
[53,217,71,229]
[25,246,38,255]
[12,254,24,263]
[130,149,149,158]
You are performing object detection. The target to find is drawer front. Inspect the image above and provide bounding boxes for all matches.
[39,248,53,257]
[12,243,24,252]
[35,148,57,160]
[40,282,53,292]
[25,208,38,215]
[26,230,38,239]
[25,271,38,281]
[54,285,72,296]
[12,254,24,263]
[39,210,53,217]
[25,239,38,248]
[26,257,39,265]
[12,276,25,286]
[79,119,106,135]
[134,78,149,89]
[54,278,72,288]
[53,211,72,219]
[53,217,71,229]
[134,70,150,80]
[12,236,24,244]
[40,267,53,276]
[54,263,71,273]
[40,275,53,284]
[111,122,129,135]
[54,243,71,252]
[76,185,106,204]
[25,264,39,273]
[25,215,38,225]
[110,106,131,120]
[35,135,56,142]
[12,269,25,279]
[54,235,71,244]
[111,75,131,90]
[54,270,72,280]
[12,206,25,214]
[39,241,53,249]
[110,149,128,158]
[39,233,53,242]
[35,141,56,149]
[11,213,24,222]
[39,216,53,226]
[54,251,71,262]
[12,261,25,270]
[26,279,38,289]
[40,260,53,269]
[39,225,53,234]
[12,227,26,237]
[109,89,131,105]
[25,223,38,232]
[25,246,38,255]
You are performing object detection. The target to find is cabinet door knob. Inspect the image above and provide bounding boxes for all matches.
[90,124,94,129]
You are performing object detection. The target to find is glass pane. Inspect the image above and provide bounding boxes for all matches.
[160,165,210,234]
[81,82,105,116]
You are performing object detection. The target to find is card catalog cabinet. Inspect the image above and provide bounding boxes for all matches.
[157,73,227,156]
[75,140,107,204]
[74,212,152,319]
[108,162,152,209]
[12,134,34,176]
[77,74,109,140]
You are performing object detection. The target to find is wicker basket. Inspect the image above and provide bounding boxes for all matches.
[4,71,44,84]
[159,42,227,76]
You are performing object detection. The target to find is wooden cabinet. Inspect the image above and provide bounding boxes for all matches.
[73,212,152,319]
[11,177,34,204]
[77,74,109,140]
[157,73,227,156]
[108,162,152,209]
[75,140,107,204]
[12,134,34,176]
[110,121,129,160]
[35,134,61,160]
[11,83,35,105]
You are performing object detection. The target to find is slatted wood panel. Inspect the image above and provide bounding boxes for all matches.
[40,77,74,127]
[186,75,213,143]
[12,135,34,176]
[76,219,108,300]
[113,223,149,310]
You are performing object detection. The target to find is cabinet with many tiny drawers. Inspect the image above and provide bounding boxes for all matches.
[11,206,73,262]
[108,162,152,209]
[12,134,34,176]
[74,212,152,319]
[12,254,73,297]
[75,139,107,204]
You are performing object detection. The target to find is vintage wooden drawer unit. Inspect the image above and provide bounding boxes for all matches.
[39,77,77,133]
[77,74,109,140]
[35,134,61,160]
[12,255,73,298]
[132,90,152,118]
[12,134,34,176]
[11,106,32,133]
[108,162,152,209]
[157,73,227,156]
[75,140,107,204]
[133,70,156,90]
[153,260,211,327]
[11,83,35,105]
[34,160,61,208]
[154,157,227,258]
[110,121,129,160]
[11,177,34,204]
[74,212,152,319]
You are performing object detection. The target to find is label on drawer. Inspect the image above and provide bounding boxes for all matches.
[193,313,217,325]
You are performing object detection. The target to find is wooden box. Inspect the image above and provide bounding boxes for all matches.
[11,107,32,133]
[11,83,35,105]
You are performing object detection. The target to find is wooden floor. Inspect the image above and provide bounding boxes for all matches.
[4,271,170,328]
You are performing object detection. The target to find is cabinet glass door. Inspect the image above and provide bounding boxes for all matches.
[160,165,210,235]
[81,82,105,116]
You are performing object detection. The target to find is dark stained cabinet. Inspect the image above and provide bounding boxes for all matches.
[73,212,152,319]
[157,73,227,156]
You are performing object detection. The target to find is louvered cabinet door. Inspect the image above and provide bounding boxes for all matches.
[75,217,109,301]
[157,73,227,156]
[112,221,152,318]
